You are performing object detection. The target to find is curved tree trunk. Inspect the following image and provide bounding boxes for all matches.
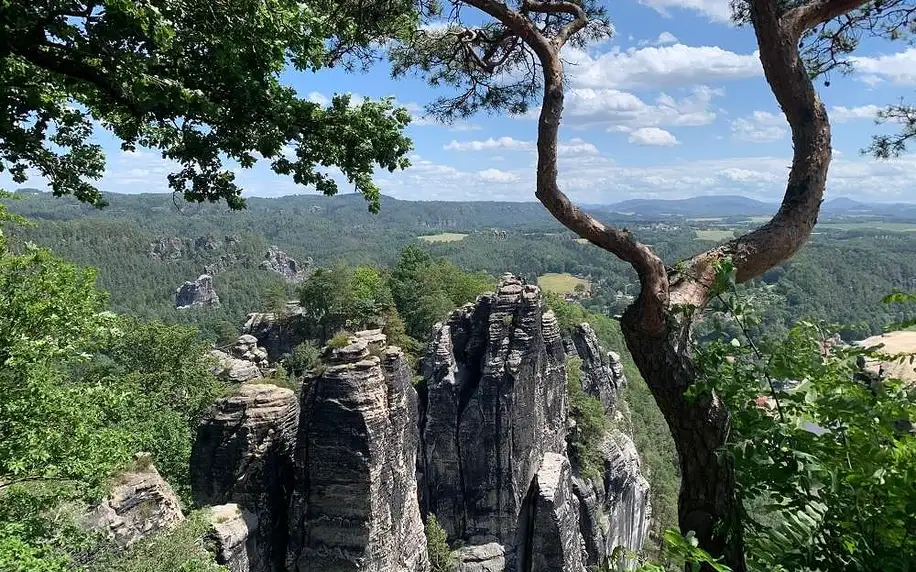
[621,316,746,571]
[448,0,869,567]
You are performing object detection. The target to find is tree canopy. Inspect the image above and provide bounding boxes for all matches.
[0,0,428,211]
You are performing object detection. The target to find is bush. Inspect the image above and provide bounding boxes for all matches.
[425,514,456,572]
[328,330,353,349]
[565,356,610,481]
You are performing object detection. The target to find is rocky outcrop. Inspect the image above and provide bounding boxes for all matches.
[286,331,429,572]
[176,274,220,309]
[149,236,183,261]
[260,246,311,282]
[455,543,506,572]
[208,335,273,383]
[191,384,299,572]
[207,504,257,572]
[571,323,627,412]
[599,433,652,563]
[524,453,586,572]
[84,453,184,546]
[243,307,311,361]
[419,276,568,548]
[204,253,239,276]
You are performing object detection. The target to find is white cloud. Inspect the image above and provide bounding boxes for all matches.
[558,138,600,155]
[565,43,760,90]
[477,168,521,183]
[831,104,882,123]
[730,111,787,142]
[628,127,680,146]
[563,85,721,131]
[639,0,733,22]
[306,91,330,105]
[850,47,916,85]
[656,32,679,45]
[444,136,533,152]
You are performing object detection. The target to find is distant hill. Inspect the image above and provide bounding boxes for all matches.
[599,195,776,218]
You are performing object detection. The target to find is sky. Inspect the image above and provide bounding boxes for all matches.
[6,0,916,204]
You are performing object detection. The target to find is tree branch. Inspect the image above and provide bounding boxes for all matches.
[783,0,871,38]
[11,42,142,116]
[522,0,588,47]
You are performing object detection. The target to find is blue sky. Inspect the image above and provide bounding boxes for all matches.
[6,0,916,203]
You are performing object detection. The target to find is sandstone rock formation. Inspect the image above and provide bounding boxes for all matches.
[243,307,311,361]
[204,253,239,276]
[524,453,586,572]
[149,236,183,261]
[571,323,627,412]
[176,274,220,309]
[84,453,184,546]
[206,504,256,572]
[419,276,568,549]
[186,275,652,572]
[191,384,299,572]
[260,246,311,282]
[286,331,429,572]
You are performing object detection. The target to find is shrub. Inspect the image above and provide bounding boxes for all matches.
[565,356,610,481]
[425,514,456,572]
[328,330,353,349]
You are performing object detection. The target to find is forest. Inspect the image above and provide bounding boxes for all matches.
[2,0,916,569]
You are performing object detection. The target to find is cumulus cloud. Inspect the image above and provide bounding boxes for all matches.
[730,111,787,142]
[477,168,521,183]
[628,127,680,146]
[831,104,882,123]
[564,43,760,90]
[563,85,721,132]
[444,137,533,152]
[656,32,679,45]
[850,47,916,85]
[558,138,600,155]
[639,0,733,22]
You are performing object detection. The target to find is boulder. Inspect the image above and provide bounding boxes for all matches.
[243,307,311,361]
[455,543,506,572]
[209,350,263,383]
[191,384,299,572]
[176,274,220,309]
[84,453,184,546]
[286,332,429,572]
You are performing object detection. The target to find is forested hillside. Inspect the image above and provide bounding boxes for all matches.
[6,189,916,342]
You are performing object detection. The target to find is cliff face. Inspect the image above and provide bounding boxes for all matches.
[191,384,299,572]
[187,276,651,572]
[418,276,568,552]
[286,332,429,572]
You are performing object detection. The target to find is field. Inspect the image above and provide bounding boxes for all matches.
[816,222,916,232]
[747,216,772,223]
[694,229,735,241]
[856,331,916,383]
[417,233,469,243]
[537,273,591,295]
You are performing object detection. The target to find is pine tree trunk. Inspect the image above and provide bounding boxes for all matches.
[622,314,747,572]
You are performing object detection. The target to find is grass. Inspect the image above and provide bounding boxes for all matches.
[694,229,735,241]
[537,273,591,295]
[747,215,772,223]
[418,233,469,243]
[816,222,916,232]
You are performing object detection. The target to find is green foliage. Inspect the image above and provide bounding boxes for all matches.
[390,245,494,340]
[328,331,354,349]
[425,514,456,572]
[88,510,226,572]
[565,357,610,481]
[0,0,421,210]
[299,264,393,339]
[629,529,732,572]
[699,321,916,571]
[287,341,322,378]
